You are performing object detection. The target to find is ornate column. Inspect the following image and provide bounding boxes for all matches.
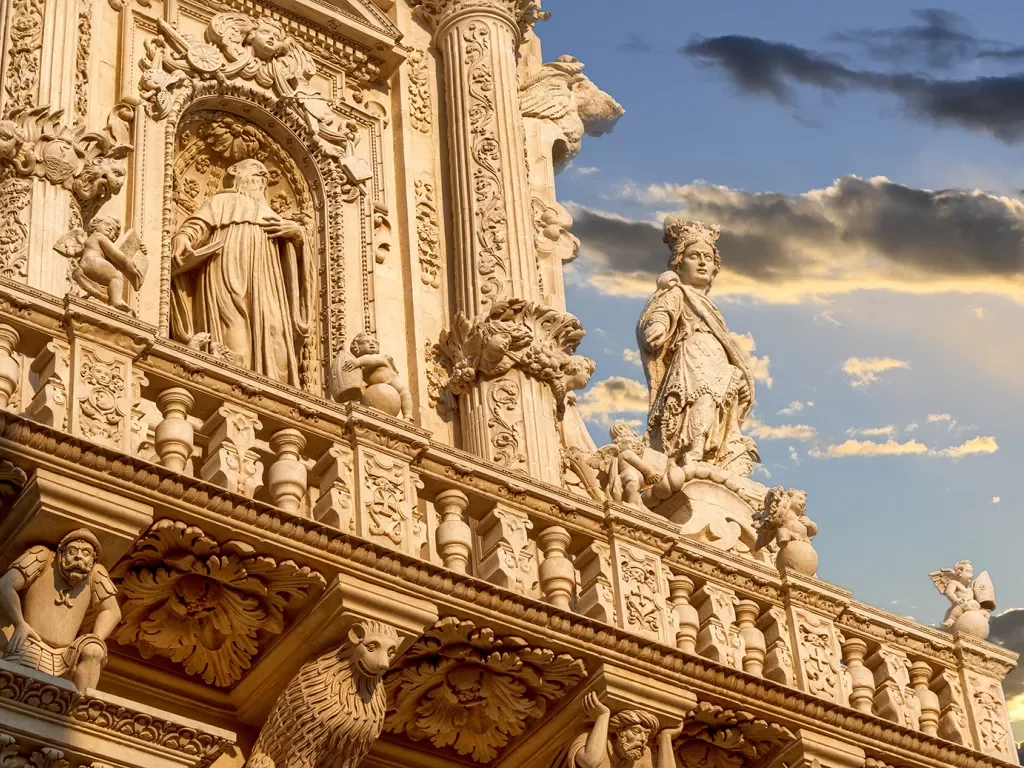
[416,0,578,485]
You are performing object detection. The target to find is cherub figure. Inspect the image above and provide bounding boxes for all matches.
[754,486,818,576]
[929,560,996,636]
[598,421,663,508]
[563,692,681,768]
[0,529,120,690]
[332,332,413,420]
[53,216,147,314]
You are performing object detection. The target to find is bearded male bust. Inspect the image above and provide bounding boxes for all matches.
[0,529,120,690]
[565,693,681,768]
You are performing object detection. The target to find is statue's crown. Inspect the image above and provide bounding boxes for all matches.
[663,217,720,252]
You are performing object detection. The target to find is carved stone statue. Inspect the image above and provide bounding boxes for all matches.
[246,619,400,768]
[754,486,818,576]
[330,332,413,420]
[564,692,680,768]
[929,560,996,639]
[637,219,757,474]
[170,158,314,386]
[0,529,120,690]
[53,216,147,314]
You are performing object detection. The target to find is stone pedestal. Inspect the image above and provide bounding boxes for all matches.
[782,573,851,706]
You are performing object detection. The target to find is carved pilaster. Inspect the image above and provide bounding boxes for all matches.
[27,340,70,429]
[313,443,354,531]
[758,606,796,686]
[68,338,134,451]
[199,405,264,498]
[867,645,917,729]
[962,670,1016,761]
[605,505,673,643]
[931,668,972,747]
[789,609,846,704]
[476,503,539,597]
[693,582,742,669]
[576,540,615,624]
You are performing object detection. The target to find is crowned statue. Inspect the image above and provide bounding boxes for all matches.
[636,218,758,475]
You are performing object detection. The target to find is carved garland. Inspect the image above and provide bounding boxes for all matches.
[4,0,44,113]
[407,48,432,134]
[385,617,586,762]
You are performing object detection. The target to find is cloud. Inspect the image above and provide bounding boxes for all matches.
[934,435,999,457]
[747,418,817,441]
[778,400,813,416]
[810,438,929,458]
[973,306,986,319]
[993,496,1002,504]
[618,34,653,54]
[567,175,1024,303]
[813,311,843,326]
[622,348,642,367]
[681,30,1024,143]
[788,445,800,466]
[905,421,919,432]
[576,377,649,427]
[847,425,898,438]
[928,413,953,422]
[989,610,1024,735]
[842,357,911,388]
[728,332,773,387]
[810,435,999,459]
[575,166,600,176]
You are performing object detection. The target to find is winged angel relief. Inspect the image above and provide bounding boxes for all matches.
[139,13,338,140]
[929,560,996,639]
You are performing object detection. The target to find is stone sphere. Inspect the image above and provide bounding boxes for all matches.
[362,383,402,417]
[953,610,991,640]
[776,540,818,577]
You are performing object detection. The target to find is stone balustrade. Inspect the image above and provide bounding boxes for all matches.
[0,286,1017,764]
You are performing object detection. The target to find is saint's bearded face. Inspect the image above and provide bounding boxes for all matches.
[230,160,270,198]
[58,540,96,585]
[612,725,648,762]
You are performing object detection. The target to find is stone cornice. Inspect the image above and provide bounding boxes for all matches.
[0,411,1016,768]
[408,0,548,42]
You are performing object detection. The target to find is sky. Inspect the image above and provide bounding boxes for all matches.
[538,0,1024,737]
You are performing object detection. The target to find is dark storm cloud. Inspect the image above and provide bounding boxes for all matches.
[682,28,1024,143]
[618,34,652,54]
[569,176,1024,292]
[830,9,985,70]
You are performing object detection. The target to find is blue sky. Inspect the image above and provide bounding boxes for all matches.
[538,0,1024,730]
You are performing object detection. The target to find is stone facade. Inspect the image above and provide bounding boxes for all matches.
[0,1,1016,767]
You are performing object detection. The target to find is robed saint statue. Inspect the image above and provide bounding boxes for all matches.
[636,218,758,475]
[170,158,314,387]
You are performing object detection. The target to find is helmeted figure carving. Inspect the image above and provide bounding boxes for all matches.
[929,560,996,640]
[170,157,314,387]
[637,219,758,474]
[0,529,120,690]
[520,55,624,174]
[561,692,680,768]
[246,620,400,768]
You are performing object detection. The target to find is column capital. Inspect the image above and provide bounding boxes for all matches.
[410,0,549,41]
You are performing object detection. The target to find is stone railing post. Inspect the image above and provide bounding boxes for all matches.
[200,404,264,498]
[154,387,195,473]
[0,323,20,409]
[909,660,939,737]
[667,575,699,654]
[434,488,471,573]
[476,503,539,598]
[537,525,573,609]
[758,606,796,687]
[839,636,874,715]
[781,573,851,706]
[735,599,766,677]
[416,0,566,484]
[268,428,308,515]
[575,541,614,625]
[867,645,916,729]
[954,634,1018,762]
[312,443,354,531]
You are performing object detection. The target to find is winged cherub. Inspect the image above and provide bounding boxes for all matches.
[53,216,147,314]
[929,560,996,637]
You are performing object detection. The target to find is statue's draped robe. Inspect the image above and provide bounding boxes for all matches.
[637,282,754,468]
[171,191,312,386]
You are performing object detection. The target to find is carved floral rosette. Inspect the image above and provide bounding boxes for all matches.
[111,519,326,687]
[434,298,592,417]
[384,617,586,762]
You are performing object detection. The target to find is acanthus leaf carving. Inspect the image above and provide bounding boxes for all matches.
[407,48,432,134]
[415,177,442,287]
[672,701,795,768]
[434,298,593,418]
[384,617,586,763]
[111,519,326,687]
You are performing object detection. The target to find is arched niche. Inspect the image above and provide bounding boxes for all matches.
[155,90,382,396]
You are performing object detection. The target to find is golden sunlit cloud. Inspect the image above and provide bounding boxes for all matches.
[842,357,911,388]
[810,438,929,458]
[577,377,649,427]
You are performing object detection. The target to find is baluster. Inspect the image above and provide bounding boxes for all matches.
[840,636,875,714]
[668,576,699,654]
[910,660,939,737]
[538,526,574,610]
[154,387,195,473]
[268,428,308,514]
[735,600,766,677]
[434,489,471,574]
[0,324,20,410]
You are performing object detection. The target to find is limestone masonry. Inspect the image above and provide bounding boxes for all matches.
[0,0,1015,766]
